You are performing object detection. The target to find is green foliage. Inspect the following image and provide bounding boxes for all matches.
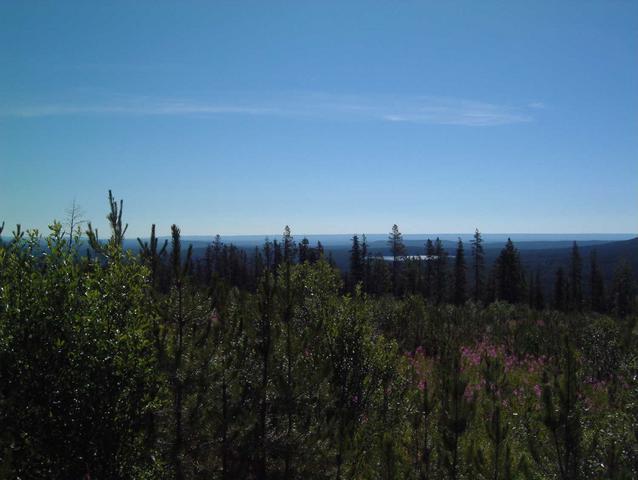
[0,223,161,478]
[1,204,636,479]
[494,239,525,304]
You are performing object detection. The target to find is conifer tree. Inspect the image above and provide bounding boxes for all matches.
[63,199,85,248]
[263,237,273,270]
[494,239,525,304]
[298,237,310,263]
[279,225,297,478]
[273,239,282,271]
[350,235,364,288]
[361,234,369,291]
[255,270,276,480]
[569,242,583,311]
[388,224,406,295]
[553,267,568,312]
[282,225,296,265]
[453,238,467,305]
[471,229,485,302]
[437,350,474,480]
[433,238,448,305]
[137,224,168,289]
[168,225,191,480]
[589,249,606,313]
[471,356,513,480]
[423,239,435,300]
[611,261,634,318]
[541,338,583,480]
[253,245,264,287]
[534,269,545,310]
[86,190,128,258]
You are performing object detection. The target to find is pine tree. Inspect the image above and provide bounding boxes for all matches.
[253,245,264,287]
[168,225,192,480]
[137,224,168,289]
[528,272,536,309]
[282,225,296,265]
[438,350,474,480]
[433,238,448,305]
[279,226,297,479]
[542,338,583,480]
[273,239,282,271]
[388,224,406,295]
[63,199,86,248]
[423,239,435,300]
[263,238,273,271]
[299,237,310,263]
[361,234,369,291]
[350,234,364,288]
[611,261,634,318]
[86,190,128,258]
[569,242,583,311]
[553,267,568,312]
[453,238,467,305]
[589,249,606,313]
[534,269,545,310]
[494,238,525,304]
[471,229,485,302]
[255,271,275,480]
[210,234,224,281]
[471,356,512,480]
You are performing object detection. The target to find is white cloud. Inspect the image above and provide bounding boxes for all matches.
[0,93,538,127]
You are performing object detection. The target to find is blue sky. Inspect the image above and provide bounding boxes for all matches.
[1,1,637,237]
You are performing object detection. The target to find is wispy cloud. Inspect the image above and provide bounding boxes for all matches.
[0,93,537,126]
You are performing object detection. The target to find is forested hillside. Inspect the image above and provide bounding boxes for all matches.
[1,194,636,479]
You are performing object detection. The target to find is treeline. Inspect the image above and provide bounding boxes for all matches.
[183,223,632,319]
[0,193,636,479]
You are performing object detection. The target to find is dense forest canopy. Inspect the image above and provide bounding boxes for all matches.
[1,192,636,479]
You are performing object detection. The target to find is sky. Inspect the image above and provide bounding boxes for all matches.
[1,1,637,237]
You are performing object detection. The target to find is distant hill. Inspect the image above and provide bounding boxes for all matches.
[516,237,638,293]
[6,233,634,296]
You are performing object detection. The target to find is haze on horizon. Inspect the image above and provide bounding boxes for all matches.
[1,1,637,237]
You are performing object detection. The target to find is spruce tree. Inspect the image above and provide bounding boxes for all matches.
[350,234,364,288]
[553,267,568,312]
[528,271,536,309]
[279,225,297,478]
[589,249,606,313]
[569,241,583,311]
[611,261,634,318]
[273,239,282,271]
[534,269,545,310]
[299,237,310,263]
[471,228,485,302]
[433,238,448,305]
[423,239,435,300]
[388,224,406,295]
[453,238,467,305]
[263,238,273,271]
[494,238,524,304]
[253,245,264,287]
[361,234,369,291]
[282,225,296,265]
[541,338,583,480]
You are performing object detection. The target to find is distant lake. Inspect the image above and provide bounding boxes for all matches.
[382,255,448,261]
